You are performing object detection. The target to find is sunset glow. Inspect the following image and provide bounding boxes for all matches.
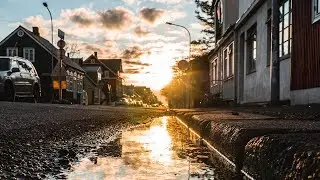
[0,0,204,90]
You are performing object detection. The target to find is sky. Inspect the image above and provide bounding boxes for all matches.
[0,0,204,90]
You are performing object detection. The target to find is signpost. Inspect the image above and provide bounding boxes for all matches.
[57,38,66,101]
[58,29,65,40]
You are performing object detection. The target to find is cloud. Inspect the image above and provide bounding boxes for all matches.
[139,8,164,24]
[99,7,134,30]
[150,0,184,4]
[124,68,143,74]
[62,8,96,27]
[122,45,150,59]
[124,60,151,66]
[134,26,150,37]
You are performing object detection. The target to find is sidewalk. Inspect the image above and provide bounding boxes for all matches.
[172,105,320,179]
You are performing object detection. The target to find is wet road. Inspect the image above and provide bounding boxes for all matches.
[59,117,219,179]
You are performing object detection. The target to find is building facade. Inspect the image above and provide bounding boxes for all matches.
[0,26,85,103]
[209,0,320,105]
[83,52,123,103]
[209,0,239,103]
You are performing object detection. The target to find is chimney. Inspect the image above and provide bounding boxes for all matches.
[67,53,70,58]
[32,27,40,36]
[94,52,98,59]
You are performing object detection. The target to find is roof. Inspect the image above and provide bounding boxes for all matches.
[100,59,123,73]
[1,26,84,73]
[82,65,101,72]
[84,54,122,77]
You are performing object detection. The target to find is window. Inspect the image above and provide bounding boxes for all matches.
[23,48,35,62]
[223,49,228,78]
[18,61,28,73]
[228,43,234,77]
[223,43,234,79]
[211,58,218,85]
[247,24,257,74]
[104,71,109,78]
[279,0,292,57]
[6,48,18,57]
[215,0,223,41]
[25,61,37,76]
[313,0,320,23]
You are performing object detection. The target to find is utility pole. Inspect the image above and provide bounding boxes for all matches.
[271,0,280,104]
[57,39,66,101]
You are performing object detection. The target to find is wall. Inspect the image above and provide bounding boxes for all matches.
[291,87,320,105]
[237,1,272,103]
[238,0,255,18]
[291,0,320,90]
[222,0,239,33]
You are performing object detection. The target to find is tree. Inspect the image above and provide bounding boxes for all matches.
[193,0,215,51]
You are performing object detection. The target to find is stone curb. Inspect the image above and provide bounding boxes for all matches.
[172,109,320,179]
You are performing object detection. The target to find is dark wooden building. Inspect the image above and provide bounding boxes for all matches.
[0,26,85,103]
[291,0,320,104]
[83,52,123,103]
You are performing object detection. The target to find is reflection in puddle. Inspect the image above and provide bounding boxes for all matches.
[65,117,216,179]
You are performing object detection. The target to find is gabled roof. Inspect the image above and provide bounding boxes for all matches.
[100,59,123,73]
[82,65,101,72]
[0,26,84,72]
[84,54,122,77]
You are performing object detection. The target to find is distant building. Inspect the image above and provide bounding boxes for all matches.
[83,52,123,103]
[0,26,85,103]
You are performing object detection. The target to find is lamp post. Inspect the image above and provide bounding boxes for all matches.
[43,2,54,73]
[166,22,192,108]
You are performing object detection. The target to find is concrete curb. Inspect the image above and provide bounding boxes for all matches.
[172,109,320,179]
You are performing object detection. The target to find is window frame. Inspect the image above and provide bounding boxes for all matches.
[279,0,292,58]
[246,24,257,75]
[313,0,320,23]
[23,48,35,62]
[211,58,218,86]
[104,70,110,78]
[222,42,234,79]
[6,47,18,57]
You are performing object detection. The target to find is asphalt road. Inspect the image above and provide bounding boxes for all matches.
[0,102,167,179]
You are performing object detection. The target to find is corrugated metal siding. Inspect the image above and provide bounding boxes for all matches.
[291,0,320,90]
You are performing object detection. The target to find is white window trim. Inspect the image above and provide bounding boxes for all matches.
[313,0,320,23]
[6,47,18,57]
[210,57,218,86]
[223,42,234,79]
[23,48,35,62]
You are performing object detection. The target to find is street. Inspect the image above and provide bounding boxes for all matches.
[0,102,167,179]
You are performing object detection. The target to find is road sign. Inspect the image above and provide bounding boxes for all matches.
[53,80,67,90]
[58,29,65,40]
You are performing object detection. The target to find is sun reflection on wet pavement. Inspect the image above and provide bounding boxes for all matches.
[63,117,217,179]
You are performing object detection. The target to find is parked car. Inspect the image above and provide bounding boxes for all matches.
[0,56,41,102]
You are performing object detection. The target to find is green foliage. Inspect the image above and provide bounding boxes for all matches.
[193,0,216,50]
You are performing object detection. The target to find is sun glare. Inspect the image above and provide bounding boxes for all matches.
[128,53,175,90]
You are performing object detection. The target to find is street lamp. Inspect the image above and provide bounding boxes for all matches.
[166,22,191,62]
[43,2,54,73]
[166,22,192,108]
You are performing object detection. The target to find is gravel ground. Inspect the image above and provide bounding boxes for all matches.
[0,102,167,179]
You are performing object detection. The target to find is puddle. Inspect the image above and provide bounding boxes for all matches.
[61,117,219,179]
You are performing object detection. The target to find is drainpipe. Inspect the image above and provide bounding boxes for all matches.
[271,0,280,104]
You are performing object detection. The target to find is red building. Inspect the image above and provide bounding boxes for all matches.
[291,0,320,104]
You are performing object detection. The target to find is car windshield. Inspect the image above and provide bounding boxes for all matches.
[0,58,10,71]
